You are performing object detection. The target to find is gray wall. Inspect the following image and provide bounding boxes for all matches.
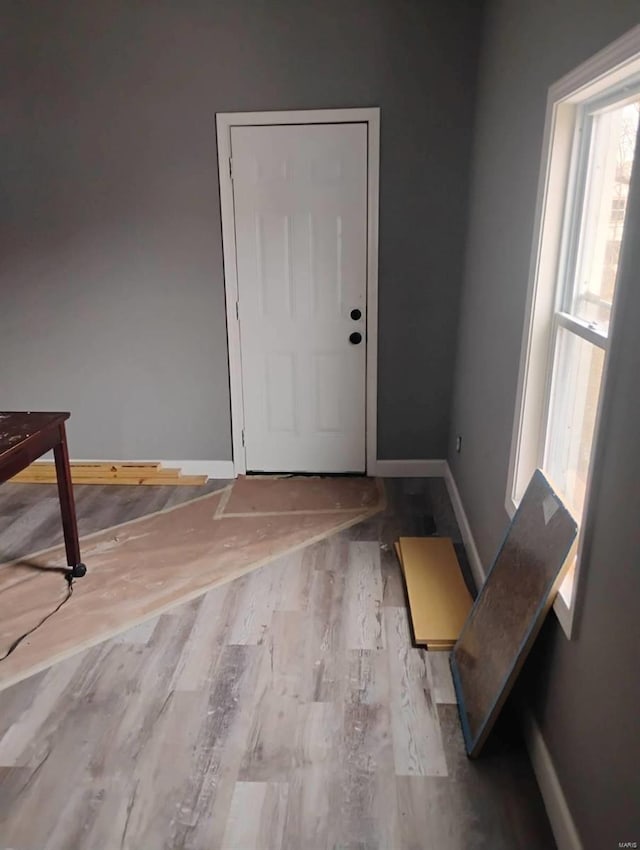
[449,2,640,846]
[1,0,481,462]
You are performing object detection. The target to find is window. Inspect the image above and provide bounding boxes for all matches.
[507,28,640,637]
[545,92,639,520]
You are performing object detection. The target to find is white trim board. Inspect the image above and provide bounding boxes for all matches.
[443,462,485,591]
[445,463,582,850]
[521,708,583,850]
[96,459,235,480]
[216,107,380,477]
[373,459,447,478]
[113,460,235,480]
[164,460,234,479]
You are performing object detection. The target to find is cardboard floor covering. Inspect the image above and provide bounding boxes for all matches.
[0,476,384,692]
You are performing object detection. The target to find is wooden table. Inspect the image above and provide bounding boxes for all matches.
[0,412,86,577]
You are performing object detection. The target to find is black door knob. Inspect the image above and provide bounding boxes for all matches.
[350,308,362,321]
[349,332,362,345]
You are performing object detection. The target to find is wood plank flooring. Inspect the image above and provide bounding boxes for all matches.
[0,478,556,849]
[0,477,382,691]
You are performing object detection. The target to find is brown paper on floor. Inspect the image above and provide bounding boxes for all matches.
[223,474,382,516]
[395,537,472,650]
[0,476,384,692]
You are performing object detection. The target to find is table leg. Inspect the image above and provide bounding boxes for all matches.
[53,424,86,577]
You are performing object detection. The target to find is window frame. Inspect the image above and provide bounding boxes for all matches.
[506,26,640,638]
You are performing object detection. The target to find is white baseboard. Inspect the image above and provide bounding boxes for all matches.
[33,456,236,480]
[443,462,485,591]
[164,460,235,479]
[373,459,448,477]
[521,709,583,850]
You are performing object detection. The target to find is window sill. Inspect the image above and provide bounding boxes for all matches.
[553,570,575,638]
[506,493,577,639]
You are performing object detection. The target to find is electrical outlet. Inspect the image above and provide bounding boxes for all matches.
[455,434,462,453]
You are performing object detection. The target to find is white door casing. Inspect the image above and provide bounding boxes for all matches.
[217,109,380,476]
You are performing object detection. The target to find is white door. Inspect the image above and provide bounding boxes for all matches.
[231,122,368,472]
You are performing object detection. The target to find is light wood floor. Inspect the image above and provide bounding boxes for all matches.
[0,479,556,850]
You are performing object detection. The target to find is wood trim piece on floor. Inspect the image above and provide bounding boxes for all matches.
[10,459,235,483]
[444,461,583,850]
[373,459,448,478]
[12,462,208,486]
[110,459,235,480]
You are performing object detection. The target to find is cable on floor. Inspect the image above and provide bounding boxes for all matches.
[0,572,74,662]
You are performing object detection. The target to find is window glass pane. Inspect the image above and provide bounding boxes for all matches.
[570,97,640,333]
[544,328,605,520]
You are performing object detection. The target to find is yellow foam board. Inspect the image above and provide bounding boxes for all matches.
[398,537,472,646]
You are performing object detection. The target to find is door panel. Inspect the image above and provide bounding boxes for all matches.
[231,123,368,472]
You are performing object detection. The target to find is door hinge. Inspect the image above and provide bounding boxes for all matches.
[235,301,239,320]
[229,157,233,180]
[241,429,245,447]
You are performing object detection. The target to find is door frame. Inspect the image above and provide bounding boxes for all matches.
[216,107,380,476]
